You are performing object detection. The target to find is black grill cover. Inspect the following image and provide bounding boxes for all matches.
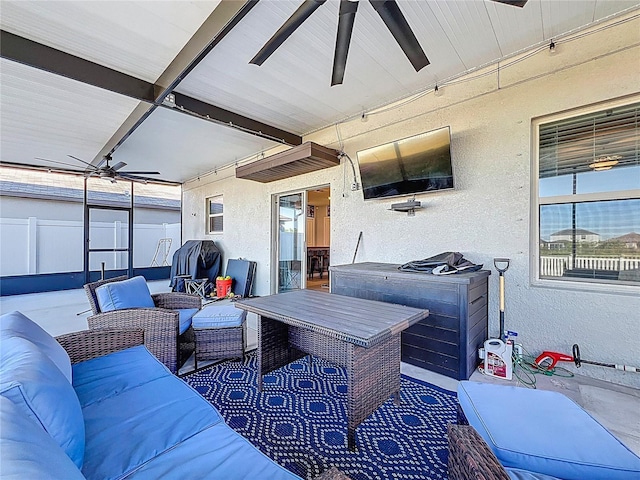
[169,240,222,291]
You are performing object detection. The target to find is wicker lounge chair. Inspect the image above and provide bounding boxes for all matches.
[84,276,201,374]
[447,419,510,480]
[450,383,640,480]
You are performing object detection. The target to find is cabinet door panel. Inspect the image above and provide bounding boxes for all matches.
[402,344,458,369]
[402,332,459,357]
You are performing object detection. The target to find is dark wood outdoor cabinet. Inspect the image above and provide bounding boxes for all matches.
[329,262,490,380]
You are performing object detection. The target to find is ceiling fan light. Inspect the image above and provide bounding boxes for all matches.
[588,155,621,171]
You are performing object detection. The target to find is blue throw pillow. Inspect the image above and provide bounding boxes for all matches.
[0,396,84,479]
[0,336,85,468]
[0,310,72,382]
[95,276,155,312]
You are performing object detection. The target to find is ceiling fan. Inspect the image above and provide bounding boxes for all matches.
[35,154,161,183]
[250,0,527,86]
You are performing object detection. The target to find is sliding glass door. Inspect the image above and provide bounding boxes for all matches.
[275,192,305,292]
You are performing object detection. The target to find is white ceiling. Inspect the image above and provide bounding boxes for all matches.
[113,107,283,182]
[0,58,139,167]
[1,0,639,183]
[0,0,220,82]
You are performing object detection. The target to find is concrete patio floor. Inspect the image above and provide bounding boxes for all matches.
[1,283,639,456]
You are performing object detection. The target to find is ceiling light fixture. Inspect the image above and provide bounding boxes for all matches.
[589,155,621,171]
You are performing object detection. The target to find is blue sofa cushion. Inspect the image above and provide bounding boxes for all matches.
[122,422,302,480]
[95,276,155,312]
[81,374,223,479]
[0,310,72,382]
[178,308,199,335]
[505,467,563,480]
[192,304,247,329]
[0,336,85,469]
[72,345,171,407]
[458,381,640,480]
[0,396,85,480]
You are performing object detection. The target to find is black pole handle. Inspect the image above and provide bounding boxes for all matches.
[572,344,582,368]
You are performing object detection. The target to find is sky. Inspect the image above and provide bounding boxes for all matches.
[539,165,639,241]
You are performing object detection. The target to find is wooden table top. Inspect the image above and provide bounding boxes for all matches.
[236,290,428,348]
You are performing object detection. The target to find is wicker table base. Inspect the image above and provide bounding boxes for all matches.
[259,317,401,449]
[237,290,428,451]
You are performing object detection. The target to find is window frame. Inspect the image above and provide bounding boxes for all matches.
[206,195,224,235]
[530,94,640,295]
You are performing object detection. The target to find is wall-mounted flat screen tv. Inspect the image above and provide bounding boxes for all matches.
[357,126,454,200]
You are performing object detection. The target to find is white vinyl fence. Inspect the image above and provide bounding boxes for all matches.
[0,217,181,276]
[540,255,640,277]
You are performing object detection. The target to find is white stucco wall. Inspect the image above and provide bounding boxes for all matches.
[183,15,640,387]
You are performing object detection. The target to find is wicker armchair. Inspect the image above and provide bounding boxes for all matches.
[84,276,202,374]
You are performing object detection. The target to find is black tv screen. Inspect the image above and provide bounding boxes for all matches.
[357,126,454,200]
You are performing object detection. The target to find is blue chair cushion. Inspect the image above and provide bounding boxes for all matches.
[0,396,84,479]
[81,375,223,479]
[72,345,171,407]
[458,381,640,480]
[192,304,247,329]
[123,422,302,480]
[95,276,155,312]
[177,308,199,335]
[0,310,72,382]
[0,336,85,469]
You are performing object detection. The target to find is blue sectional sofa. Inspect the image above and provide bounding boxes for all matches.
[0,311,312,479]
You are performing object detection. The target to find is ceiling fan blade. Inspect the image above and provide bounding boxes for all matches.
[67,154,97,168]
[332,0,359,86]
[35,157,86,169]
[250,0,327,65]
[370,0,429,72]
[490,0,528,7]
[116,173,153,182]
[111,161,127,171]
[119,171,161,175]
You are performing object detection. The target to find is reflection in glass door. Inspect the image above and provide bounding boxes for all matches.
[87,207,131,280]
[84,177,133,283]
[277,192,305,292]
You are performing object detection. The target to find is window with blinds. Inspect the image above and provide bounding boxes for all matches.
[207,195,223,234]
[534,100,640,287]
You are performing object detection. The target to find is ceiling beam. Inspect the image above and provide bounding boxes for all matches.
[1,0,301,169]
[170,93,302,145]
[154,0,259,101]
[0,30,156,102]
[93,0,285,163]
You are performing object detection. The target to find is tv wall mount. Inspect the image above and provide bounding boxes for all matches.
[389,199,422,216]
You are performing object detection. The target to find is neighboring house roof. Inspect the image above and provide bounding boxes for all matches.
[607,232,640,243]
[0,181,180,210]
[550,228,599,236]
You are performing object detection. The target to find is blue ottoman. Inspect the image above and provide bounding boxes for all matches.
[192,304,246,363]
[457,381,640,480]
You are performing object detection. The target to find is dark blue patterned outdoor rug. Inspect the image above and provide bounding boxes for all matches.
[183,353,457,480]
